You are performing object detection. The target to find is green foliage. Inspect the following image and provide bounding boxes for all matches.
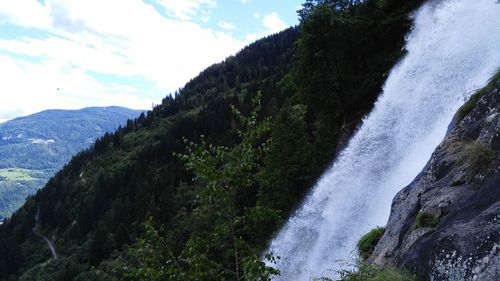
[120,217,181,281]
[357,227,385,260]
[415,212,438,228]
[176,93,280,280]
[259,103,315,213]
[456,70,500,123]
[294,0,424,168]
[105,96,280,281]
[339,263,417,281]
[19,259,85,281]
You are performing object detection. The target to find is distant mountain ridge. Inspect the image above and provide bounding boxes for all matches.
[0,106,143,221]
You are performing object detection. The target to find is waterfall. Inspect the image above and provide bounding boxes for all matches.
[267,0,500,279]
[33,206,59,260]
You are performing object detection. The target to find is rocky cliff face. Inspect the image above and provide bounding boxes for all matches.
[370,77,500,281]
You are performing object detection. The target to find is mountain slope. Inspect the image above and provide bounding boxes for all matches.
[0,27,301,281]
[0,1,424,279]
[0,106,143,220]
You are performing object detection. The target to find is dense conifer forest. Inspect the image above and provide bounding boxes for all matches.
[0,0,423,279]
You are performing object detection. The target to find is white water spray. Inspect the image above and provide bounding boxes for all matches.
[268,1,500,279]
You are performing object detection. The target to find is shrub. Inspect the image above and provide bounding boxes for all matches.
[415,212,438,228]
[357,227,385,260]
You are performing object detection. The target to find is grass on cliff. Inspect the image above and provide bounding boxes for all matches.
[456,70,500,123]
[357,227,386,260]
[415,211,439,228]
[454,141,495,182]
[462,142,495,167]
[339,263,417,281]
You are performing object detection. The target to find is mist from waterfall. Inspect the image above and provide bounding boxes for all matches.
[267,0,500,279]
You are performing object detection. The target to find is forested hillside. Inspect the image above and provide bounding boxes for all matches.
[0,0,423,280]
[0,107,143,221]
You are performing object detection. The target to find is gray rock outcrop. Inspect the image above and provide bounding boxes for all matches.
[370,77,500,281]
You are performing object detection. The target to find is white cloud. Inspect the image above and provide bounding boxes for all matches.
[241,0,250,4]
[0,54,149,118]
[218,21,236,30]
[0,0,51,29]
[245,12,289,42]
[157,0,216,21]
[262,12,288,33]
[253,12,260,19]
[0,0,244,120]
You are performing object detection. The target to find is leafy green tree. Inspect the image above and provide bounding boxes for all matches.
[177,93,280,280]
[111,94,280,281]
[122,217,182,281]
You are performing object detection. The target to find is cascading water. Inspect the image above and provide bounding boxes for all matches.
[268,0,500,280]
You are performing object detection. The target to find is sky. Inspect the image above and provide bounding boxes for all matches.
[0,0,303,123]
